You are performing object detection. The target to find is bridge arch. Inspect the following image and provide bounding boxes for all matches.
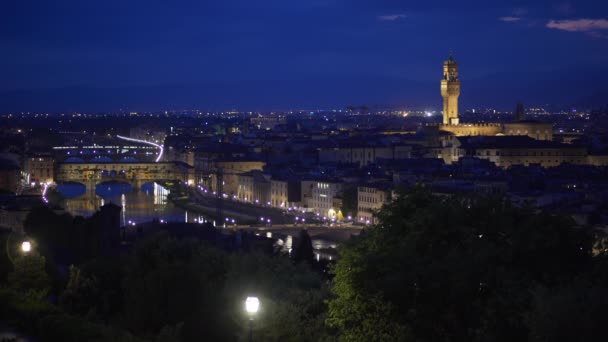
[96,181,133,197]
[55,182,87,198]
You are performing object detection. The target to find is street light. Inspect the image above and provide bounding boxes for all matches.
[5,235,33,266]
[245,296,260,342]
[245,296,259,314]
[21,241,31,253]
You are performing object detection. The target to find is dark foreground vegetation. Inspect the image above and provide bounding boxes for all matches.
[2,186,608,341]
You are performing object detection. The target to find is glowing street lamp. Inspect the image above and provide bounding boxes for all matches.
[245,296,260,342]
[245,296,259,314]
[21,241,31,253]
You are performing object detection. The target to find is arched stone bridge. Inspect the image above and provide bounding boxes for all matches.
[55,162,194,188]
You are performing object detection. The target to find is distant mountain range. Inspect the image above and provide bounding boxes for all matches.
[1,68,606,112]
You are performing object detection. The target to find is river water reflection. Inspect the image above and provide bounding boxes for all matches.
[55,182,338,260]
[55,182,190,226]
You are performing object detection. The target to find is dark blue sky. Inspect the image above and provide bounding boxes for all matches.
[1,0,608,111]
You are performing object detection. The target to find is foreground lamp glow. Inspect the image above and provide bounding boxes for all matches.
[21,241,32,253]
[245,296,260,342]
[245,296,260,314]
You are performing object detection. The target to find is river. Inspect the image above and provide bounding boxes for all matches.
[53,182,341,260]
[55,181,192,226]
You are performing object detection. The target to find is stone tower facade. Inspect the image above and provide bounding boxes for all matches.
[441,54,460,125]
[515,102,525,121]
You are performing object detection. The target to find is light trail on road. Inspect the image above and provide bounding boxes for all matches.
[116,135,164,162]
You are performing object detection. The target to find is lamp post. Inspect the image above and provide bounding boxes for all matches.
[21,241,32,253]
[245,296,260,342]
[5,234,32,265]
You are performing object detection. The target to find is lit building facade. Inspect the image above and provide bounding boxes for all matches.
[310,180,343,219]
[357,185,391,224]
[317,145,412,167]
[24,156,54,185]
[453,136,588,168]
[270,179,288,208]
[209,159,265,196]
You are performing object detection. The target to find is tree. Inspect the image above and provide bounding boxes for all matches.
[120,234,230,340]
[60,265,101,316]
[8,254,50,295]
[327,186,592,341]
[223,252,332,341]
[340,186,358,219]
[118,232,333,341]
[291,229,314,265]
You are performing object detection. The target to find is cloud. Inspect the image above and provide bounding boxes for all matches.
[546,18,608,32]
[499,16,521,23]
[377,14,406,21]
[499,8,528,24]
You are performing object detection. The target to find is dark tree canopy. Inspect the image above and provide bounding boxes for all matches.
[340,186,358,218]
[328,186,596,342]
[291,229,314,264]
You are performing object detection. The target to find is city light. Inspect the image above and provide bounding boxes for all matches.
[245,296,260,314]
[116,135,164,162]
[21,241,31,253]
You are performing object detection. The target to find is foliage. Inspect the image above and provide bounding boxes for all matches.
[9,185,608,341]
[119,233,229,340]
[291,229,314,264]
[23,206,107,265]
[36,313,143,342]
[526,281,608,342]
[224,252,333,341]
[0,287,140,342]
[117,232,333,341]
[327,186,594,341]
[340,186,358,218]
[60,265,101,316]
[8,254,50,295]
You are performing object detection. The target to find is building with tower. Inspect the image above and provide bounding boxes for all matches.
[428,54,553,141]
[423,53,608,168]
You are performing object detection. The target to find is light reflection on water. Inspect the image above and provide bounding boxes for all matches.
[276,235,337,261]
[56,182,337,259]
[56,182,193,226]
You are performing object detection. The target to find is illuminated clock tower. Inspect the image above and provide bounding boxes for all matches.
[441,53,460,125]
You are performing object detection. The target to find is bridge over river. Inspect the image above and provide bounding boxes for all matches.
[55,161,193,189]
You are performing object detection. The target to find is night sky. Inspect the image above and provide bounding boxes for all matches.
[1,0,607,111]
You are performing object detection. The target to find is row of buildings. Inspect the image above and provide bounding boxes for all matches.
[161,55,608,224]
[3,55,608,228]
